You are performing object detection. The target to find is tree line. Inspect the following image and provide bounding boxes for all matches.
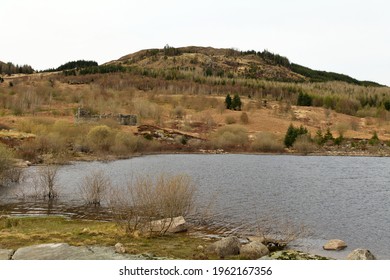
[0,61,34,75]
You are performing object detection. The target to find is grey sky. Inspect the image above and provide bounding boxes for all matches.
[1,0,389,85]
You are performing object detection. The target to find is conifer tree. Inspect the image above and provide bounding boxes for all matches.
[225,94,232,110]
[232,94,242,111]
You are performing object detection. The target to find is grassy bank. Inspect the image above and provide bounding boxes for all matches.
[0,216,217,259]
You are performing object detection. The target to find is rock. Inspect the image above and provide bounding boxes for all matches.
[247,236,266,244]
[266,250,329,260]
[11,243,156,260]
[114,243,126,254]
[347,249,376,260]
[0,249,14,260]
[150,216,187,233]
[206,236,240,258]
[196,245,204,251]
[240,242,269,259]
[323,239,347,251]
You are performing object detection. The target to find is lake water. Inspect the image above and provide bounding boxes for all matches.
[1,154,389,259]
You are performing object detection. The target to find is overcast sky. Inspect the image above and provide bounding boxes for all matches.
[1,0,389,85]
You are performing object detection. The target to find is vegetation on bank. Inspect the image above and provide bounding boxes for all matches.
[0,216,215,259]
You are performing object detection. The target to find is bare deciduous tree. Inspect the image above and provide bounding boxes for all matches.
[109,173,196,236]
[79,170,110,205]
[33,165,60,199]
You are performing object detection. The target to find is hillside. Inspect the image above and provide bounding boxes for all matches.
[2,46,390,163]
[105,46,305,82]
[105,46,382,86]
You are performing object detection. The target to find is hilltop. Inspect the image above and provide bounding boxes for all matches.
[105,46,382,86]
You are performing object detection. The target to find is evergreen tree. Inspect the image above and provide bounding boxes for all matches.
[232,94,242,111]
[297,92,313,106]
[225,94,232,110]
[284,124,308,147]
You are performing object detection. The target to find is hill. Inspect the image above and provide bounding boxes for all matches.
[105,46,382,86]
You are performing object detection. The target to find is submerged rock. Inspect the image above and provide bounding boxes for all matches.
[347,249,376,260]
[323,239,347,251]
[150,216,188,233]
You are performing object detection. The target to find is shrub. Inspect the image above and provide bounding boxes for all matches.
[171,105,186,119]
[284,124,308,148]
[296,92,312,106]
[212,125,248,149]
[251,132,284,153]
[0,144,15,186]
[292,135,316,155]
[87,125,115,152]
[369,131,380,145]
[112,131,139,155]
[33,165,60,199]
[240,112,249,124]
[79,170,110,205]
[109,173,196,236]
[225,115,236,124]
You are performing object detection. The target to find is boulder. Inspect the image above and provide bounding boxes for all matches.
[247,236,266,244]
[323,239,347,251]
[11,243,153,260]
[0,249,14,260]
[347,249,376,260]
[240,242,269,259]
[150,216,187,233]
[114,243,126,254]
[206,236,240,258]
[263,250,329,260]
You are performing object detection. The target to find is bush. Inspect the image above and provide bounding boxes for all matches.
[33,165,60,199]
[212,125,248,149]
[251,132,284,152]
[79,170,110,205]
[369,131,380,145]
[171,106,186,119]
[225,115,236,124]
[297,92,312,106]
[240,112,249,124]
[0,144,15,186]
[284,124,308,148]
[112,131,139,155]
[109,173,196,236]
[292,135,316,155]
[87,125,115,152]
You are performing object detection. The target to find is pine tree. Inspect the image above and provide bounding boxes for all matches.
[232,94,242,111]
[284,124,309,147]
[225,94,232,110]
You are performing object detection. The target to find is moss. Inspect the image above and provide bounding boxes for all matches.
[269,250,329,260]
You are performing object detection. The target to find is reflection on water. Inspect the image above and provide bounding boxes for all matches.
[1,154,389,259]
